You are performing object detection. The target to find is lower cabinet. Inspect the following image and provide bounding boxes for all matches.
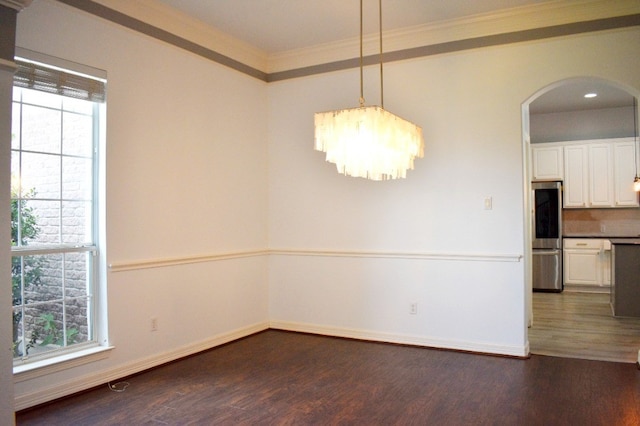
[564,239,611,288]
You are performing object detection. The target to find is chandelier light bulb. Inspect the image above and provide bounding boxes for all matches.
[315,106,424,180]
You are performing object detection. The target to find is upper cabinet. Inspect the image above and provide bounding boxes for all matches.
[563,144,588,207]
[531,145,563,181]
[613,141,640,207]
[531,138,639,209]
[588,143,614,208]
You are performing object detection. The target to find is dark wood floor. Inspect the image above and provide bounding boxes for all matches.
[17,330,640,425]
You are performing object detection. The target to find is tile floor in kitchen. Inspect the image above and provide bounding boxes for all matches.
[529,291,640,363]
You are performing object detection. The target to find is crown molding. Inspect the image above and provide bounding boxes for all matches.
[0,0,32,11]
[90,0,268,72]
[55,0,640,79]
[268,0,640,73]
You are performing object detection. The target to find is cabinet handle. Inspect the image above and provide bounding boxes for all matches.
[576,243,587,246]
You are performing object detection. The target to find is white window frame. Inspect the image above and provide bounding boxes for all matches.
[11,48,110,375]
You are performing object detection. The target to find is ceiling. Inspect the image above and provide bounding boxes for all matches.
[530,79,636,114]
[153,0,636,113]
[155,0,552,54]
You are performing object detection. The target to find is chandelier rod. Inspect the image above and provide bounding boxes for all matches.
[359,0,385,108]
[634,97,638,178]
[379,0,384,108]
[359,0,364,107]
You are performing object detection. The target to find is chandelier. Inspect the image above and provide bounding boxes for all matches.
[314,0,424,181]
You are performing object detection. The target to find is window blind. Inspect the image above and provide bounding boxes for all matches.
[13,59,106,103]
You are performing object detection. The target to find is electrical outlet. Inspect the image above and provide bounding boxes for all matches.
[410,303,418,315]
[151,317,158,332]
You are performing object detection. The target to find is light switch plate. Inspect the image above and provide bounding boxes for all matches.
[484,196,492,210]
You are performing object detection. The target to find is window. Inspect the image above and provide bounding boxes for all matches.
[11,54,106,366]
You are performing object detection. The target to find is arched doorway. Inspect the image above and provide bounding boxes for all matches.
[522,77,640,362]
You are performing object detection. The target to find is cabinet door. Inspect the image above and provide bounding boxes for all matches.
[613,141,640,207]
[589,143,613,207]
[564,249,601,285]
[563,145,588,208]
[532,145,563,181]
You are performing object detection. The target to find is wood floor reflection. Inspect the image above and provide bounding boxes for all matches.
[16,330,640,425]
[529,291,640,363]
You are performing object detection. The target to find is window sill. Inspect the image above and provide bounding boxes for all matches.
[13,345,114,383]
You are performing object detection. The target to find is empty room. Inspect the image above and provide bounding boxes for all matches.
[1,0,639,423]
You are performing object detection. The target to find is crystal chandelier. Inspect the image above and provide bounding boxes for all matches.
[314,0,424,181]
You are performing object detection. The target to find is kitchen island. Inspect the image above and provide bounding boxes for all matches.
[610,239,640,318]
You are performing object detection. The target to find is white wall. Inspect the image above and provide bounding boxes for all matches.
[11,0,269,409]
[531,106,634,143]
[267,28,640,355]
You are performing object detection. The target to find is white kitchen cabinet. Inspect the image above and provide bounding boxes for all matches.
[588,143,613,207]
[560,138,638,209]
[613,141,640,207]
[563,145,589,208]
[532,145,563,181]
[564,239,611,288]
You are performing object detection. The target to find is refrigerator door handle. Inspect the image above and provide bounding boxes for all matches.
[533,249,561,255]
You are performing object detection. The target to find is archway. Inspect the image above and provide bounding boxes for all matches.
[522,77,639,361]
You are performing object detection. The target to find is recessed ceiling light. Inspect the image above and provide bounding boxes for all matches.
[584,93,598,98]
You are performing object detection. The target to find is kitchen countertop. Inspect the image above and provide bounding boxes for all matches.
[609,238,640,245]
[563,235,640,239]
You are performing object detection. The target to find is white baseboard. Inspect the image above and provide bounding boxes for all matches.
[14,321,269,411]
[563,284,610,294]
[15,320,529,410]
[269,320,528,358]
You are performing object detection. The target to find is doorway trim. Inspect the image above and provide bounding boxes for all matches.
[521,76,639,352]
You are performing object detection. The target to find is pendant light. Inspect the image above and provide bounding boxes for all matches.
[314,0,424,181]
[633,97,640,192]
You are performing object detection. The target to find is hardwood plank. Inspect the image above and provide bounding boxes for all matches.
[530,291,640,363]
[16,330,640,425]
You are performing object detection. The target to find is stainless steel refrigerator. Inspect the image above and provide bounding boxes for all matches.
[532,181,563,292]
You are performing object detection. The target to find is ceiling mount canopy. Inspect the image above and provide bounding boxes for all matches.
[314,0,424,181]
